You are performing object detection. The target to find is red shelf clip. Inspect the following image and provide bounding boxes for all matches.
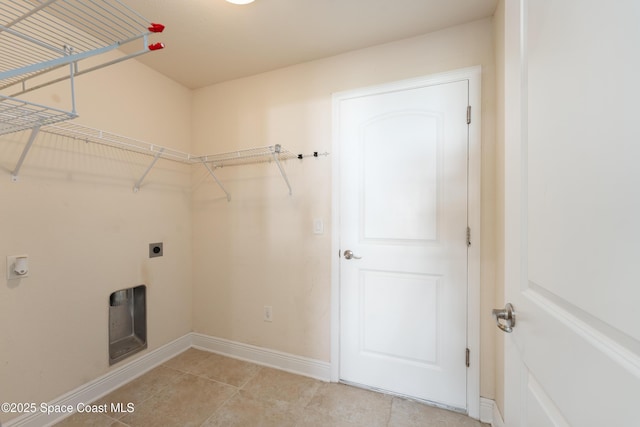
[148,42,164,51]
[148,23,165,33]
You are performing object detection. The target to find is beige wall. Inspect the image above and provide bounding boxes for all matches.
[191,18,497,399]
[1,17,501,422]
[0,54,193,424]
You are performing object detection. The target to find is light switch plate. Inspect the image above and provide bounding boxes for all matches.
[313,219,324,235]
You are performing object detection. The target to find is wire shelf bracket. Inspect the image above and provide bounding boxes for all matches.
[200,160,231,202]
[10,125,41,182]
[133,147,164,193]
[271,145,292,196]
[194,144,296,200]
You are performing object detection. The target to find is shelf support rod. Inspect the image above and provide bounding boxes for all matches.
[133,148,164,192]
[8,45,154,98]
[0,43,118,82]
[11,125,41,182]
[201,161,231,202]
[271,145,292,195]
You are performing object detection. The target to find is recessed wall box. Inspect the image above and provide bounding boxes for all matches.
[109,285,147,365]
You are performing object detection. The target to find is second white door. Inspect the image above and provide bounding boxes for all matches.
[501,1,640,425]
[336,75,471,409]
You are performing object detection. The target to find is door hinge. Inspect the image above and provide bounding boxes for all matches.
[466,348,470,367]
[466,226,471,247]
[466,105,471,124]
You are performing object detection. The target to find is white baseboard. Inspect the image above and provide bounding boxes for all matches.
[480,397,494,423]
[479,397,505,427]
[191,333,332,381]
[492,401,505,427]
[477,397,506,427]
[3,333,331,427]
[4,334,191,427]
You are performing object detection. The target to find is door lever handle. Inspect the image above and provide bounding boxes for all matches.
[492,303,516,333]
[343,250,362,260]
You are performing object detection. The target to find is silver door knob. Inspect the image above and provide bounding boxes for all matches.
[343,250,362,260]
[492,303,516,333]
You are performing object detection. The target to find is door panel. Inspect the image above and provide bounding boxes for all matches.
[502,0,640,425]
[337,79,469,409]
[360,271,439,364]
[525,374,570,427]
[526,0,640,342]
[362,113,439,242]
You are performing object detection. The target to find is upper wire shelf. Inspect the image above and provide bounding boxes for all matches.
[0,0,164,136]
[0,0,164,91]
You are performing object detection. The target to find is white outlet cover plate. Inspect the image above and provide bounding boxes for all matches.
[7,255,29,280]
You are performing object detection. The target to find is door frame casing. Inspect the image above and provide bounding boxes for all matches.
[330,66,482,419]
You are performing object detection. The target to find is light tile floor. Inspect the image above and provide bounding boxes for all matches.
[55,349,489,427]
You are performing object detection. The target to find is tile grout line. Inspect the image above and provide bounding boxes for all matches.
[88,366,183,427]
[237,365,263,391]
[115,365,188,421]
[100,412,130,427]
[159,354,266,427]
[197,388,241,427]
[385,397,397,427]
[161,353,266,392]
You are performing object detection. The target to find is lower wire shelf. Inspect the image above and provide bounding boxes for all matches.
[194,145,297,200]
[5,121,326,198]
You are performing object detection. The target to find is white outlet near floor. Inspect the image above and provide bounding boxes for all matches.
[264,305,273,322]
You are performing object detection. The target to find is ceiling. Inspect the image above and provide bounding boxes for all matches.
[121,0,497,89]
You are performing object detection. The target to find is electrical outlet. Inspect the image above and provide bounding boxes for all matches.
[149,242,163,258]
[264,306,273,322]
[7,255,29,280]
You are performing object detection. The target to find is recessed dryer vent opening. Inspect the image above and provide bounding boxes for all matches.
[109,285,147,365]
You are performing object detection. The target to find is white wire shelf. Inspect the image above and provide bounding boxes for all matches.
[41,122,193,192]
[194,146,297,200]
[42,122,193,164]
[7,121,327,199]
[0,0,164,92]
[193,146,298,168]
[0,94,77,136]
[0,0,164,136]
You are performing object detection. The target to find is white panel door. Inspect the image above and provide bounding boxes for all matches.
[337,77,470,409]
[502,1,640,425]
